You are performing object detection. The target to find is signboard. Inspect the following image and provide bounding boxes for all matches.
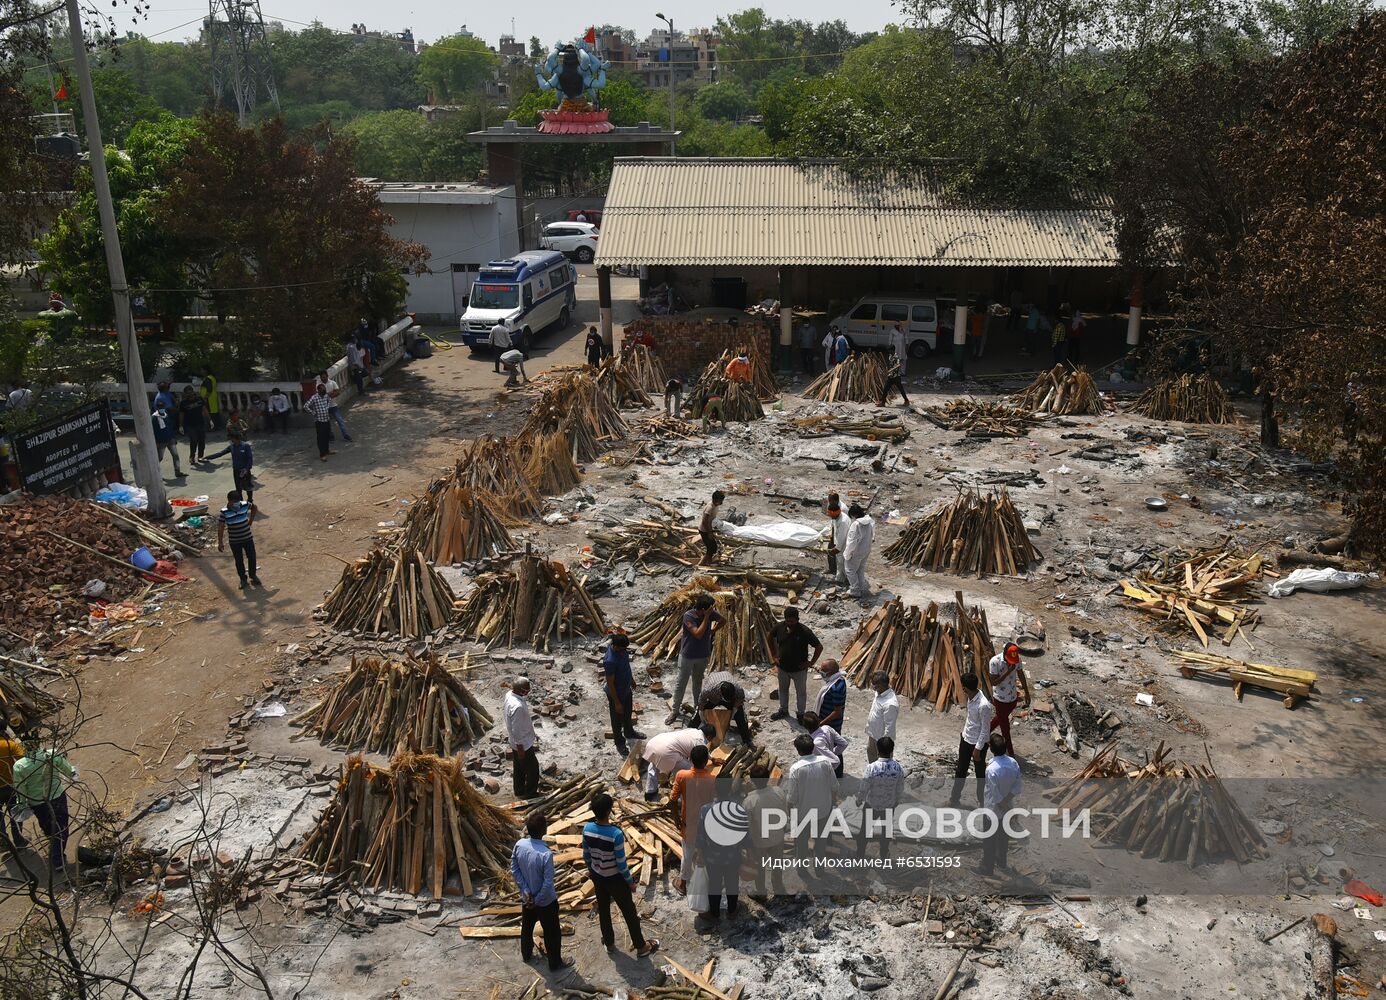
[12,400,119,495]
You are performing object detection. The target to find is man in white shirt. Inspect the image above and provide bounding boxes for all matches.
[864,671,899,763]
[843,504,876,600]
[266,387,292,433]
[987,642,1030,757]
[821,492,850,586]
[315,371,352,442]
[785,733,837,859]
[980,731,1022,876]
[7,381,33,411]
[890,322,908,372]
[641,723,717,800]
[500,348,528,387]
[489,323,512,373]
[801,711,848,778]
[505,677,540,797]
[821,328,836,370]
[949,672,993,809]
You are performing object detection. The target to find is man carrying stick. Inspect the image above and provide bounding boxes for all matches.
[698,490,724,567]
[821,493,850,587]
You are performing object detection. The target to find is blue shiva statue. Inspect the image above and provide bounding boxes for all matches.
[535,38,609,105]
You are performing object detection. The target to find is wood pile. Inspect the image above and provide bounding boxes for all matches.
[628,576,776,667]
[636,415,701,440]
[1045,742,1268,866]
[321,547,455,638]
[0,495,141,639]
[922,399,1043,438]
[1010,364,1107,415]
[802,352,890,403]
[793,413,910,443]
[400,482,517,564]
[299,752,517,897]
[883,489,1040,577]
[685,350,774,417]
[841,595,995,711]
[617,342,668,396]
[93,500,203,557]
[522,430,582,496]
[455,553,608,651]
[1131,374,1233,423]
[0,665,60,733]
[522,370,627,464]
[1117,547,1266,647]
[1173,649,1315,709]
[461,783,687,937]
[588,519,717,568]
[292,654,494,755]
[596,356,653,409]
[454,436,542,519]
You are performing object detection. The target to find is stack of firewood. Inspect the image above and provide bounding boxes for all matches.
[455,436,543,519]
[628,576,777,667]
[636,415,701,440]
[401,481,518,564]
[0,666,59,733]
[883,489,1041,576]
[299,752,517,897]
[522,370,628,463]
[596,356,653,409]
[587,519,715,568]
[841,595,995,710]
[803,353,891,403]
[1117,547,1266,647]
[792,413,909,442]
[523,430,582,495]
[617,342,668,396]
[922,399,1043,437]
[322,547,456,638]
[455,553,608,651]
[1130,374,1233,424]
[684,350,772,420]
[1011,364,1107,415]
[1045,742,1269,866]
[291,654,494,756]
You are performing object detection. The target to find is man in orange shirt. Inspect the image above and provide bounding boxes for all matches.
[1,731,28,847]
[724,351,752,383]
[669,743,715,892]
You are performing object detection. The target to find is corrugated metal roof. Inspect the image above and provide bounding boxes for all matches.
[595,158,1118,268]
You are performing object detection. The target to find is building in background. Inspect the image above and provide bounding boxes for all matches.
[634,27,718,89]
[373,181,519,324]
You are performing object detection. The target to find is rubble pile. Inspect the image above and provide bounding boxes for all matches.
[0,495,141,637]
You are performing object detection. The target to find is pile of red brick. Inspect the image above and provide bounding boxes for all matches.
[624,316,775,381]
[0,495,135,640]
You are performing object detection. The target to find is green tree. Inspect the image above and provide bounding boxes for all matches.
[694,80,751,121]
[679,118,774,156]
[417,34,498,103]
[341,109,431,178]
[36,114,202,338]
[159,114,428,375]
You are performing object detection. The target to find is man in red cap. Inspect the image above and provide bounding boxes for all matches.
[988,643,1031,756]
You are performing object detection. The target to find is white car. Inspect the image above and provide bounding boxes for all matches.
[539,221,599,263]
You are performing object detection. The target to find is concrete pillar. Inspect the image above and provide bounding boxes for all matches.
[952,301,969,375]
[1126,277,1144,348]
[777,266,794,372]
[597,265,614,350]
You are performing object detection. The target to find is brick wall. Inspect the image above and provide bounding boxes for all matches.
[622,316,775,381]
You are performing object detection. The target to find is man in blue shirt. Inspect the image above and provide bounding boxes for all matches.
[511,812,574,971]
[668,594,722,724]
[603,634,643,757]
[583,792,659,957]
[153,381,179,426]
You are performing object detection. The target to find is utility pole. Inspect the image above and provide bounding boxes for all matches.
[656,12,676,154]
[64,0,170,519]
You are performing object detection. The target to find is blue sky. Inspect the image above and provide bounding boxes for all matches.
[130,0,906,46]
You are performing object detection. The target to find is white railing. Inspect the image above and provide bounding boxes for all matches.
[93,317,420,416]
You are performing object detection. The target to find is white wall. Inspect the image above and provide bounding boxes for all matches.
[382,192,520,323]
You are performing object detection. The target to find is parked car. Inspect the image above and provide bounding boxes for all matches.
[829,295,943,358]
[539,221,599,263]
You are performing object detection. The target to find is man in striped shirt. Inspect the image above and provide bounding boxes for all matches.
[217,490,261,590]
[303,384,334,461]
[582,793,659,957]
[813,658,848,733]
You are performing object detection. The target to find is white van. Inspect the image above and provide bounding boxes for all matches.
[830,296,943,358]
[460,250,578,349]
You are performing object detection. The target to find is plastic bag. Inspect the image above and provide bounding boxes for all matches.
[95,483,148,510]
[1268,567,1372,598]
[686,867,710,913]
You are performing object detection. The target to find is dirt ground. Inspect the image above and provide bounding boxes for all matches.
[10,266,1386,998]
